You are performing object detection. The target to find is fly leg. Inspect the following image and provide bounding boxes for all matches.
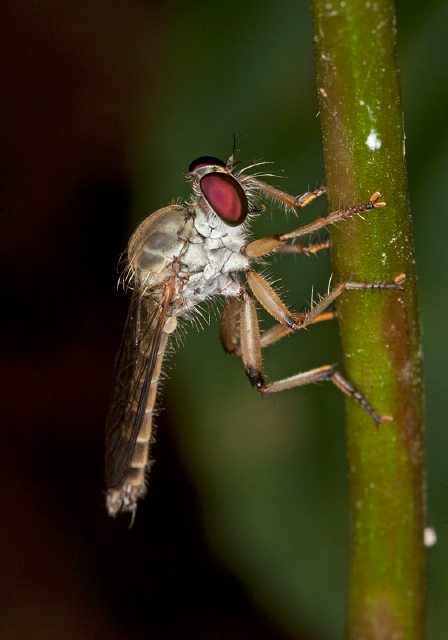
[238,283,392,423]
[244,192,385,258]
[262,365,392,424]
[220,296,336,356]
[220,295,243,355]
[293,273,406,329]
[275,238,331,255]
[241,177,326,213]
[245,268,405,336]
[260,309,336,349]
[221,270,405,423]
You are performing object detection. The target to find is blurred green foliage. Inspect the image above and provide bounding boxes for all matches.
[127,0,448,637]
[4,0,448,637]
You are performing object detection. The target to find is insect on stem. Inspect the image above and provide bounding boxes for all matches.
[104,155,403,517]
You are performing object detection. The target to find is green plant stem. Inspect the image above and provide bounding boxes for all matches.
[310,1,426,638]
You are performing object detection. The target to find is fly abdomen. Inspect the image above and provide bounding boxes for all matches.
[106,331,169,516]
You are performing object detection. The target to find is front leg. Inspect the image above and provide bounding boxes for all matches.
[241,177,326,213]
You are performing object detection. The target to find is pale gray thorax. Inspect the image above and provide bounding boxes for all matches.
[128,200,250,314]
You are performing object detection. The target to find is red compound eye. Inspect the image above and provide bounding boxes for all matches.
[200,172,248,226]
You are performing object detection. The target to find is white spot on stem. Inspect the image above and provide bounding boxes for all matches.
[366,130,382,150]
[424,527,437,547]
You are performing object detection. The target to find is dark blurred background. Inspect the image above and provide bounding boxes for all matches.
[1,1,447,638]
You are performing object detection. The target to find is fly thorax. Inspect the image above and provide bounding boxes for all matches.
[127,205,194,287]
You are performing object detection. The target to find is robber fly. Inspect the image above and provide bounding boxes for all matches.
[104,154,405,517]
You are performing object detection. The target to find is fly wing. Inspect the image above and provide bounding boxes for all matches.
[104,287,173,489]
